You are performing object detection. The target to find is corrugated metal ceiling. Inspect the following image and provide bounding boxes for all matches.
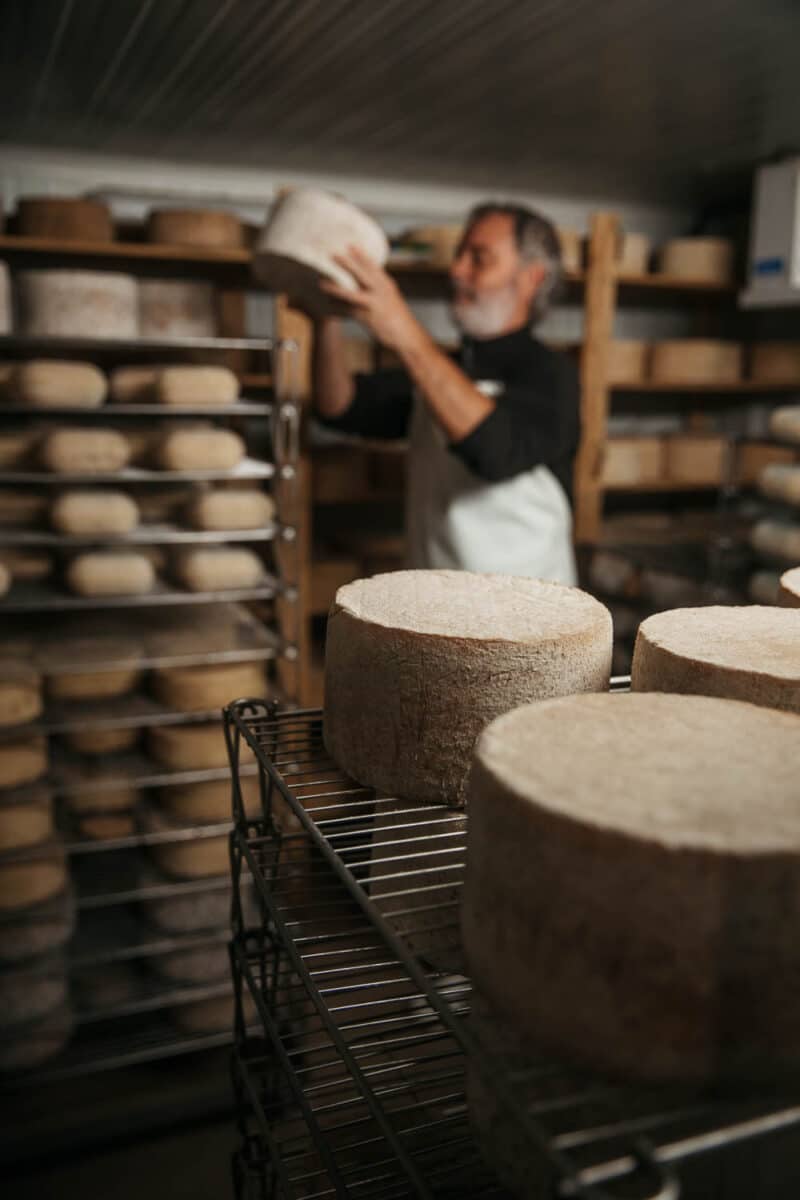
[0,0,797,201]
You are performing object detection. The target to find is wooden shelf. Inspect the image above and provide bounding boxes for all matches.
[612,379,800,394]
[0,233,251,266]
[615,271,735,293]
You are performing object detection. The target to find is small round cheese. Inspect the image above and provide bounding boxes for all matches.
[160,775,260,823]
[780,567,800,608]
[151,661,267,712]
[51,489,139,535]
[0,889,75,963]
[11,361,107,408]
[66,551,155,596]
[0,788,53,851]
[17,196,113,242]
[0,661,42,727]
[78,813,136,840]
[750,342,800,384]
[155,427,245,471]
[147,722,232,771]
[632,606,800,714]
[606,339,648,384]
[143,806,229,879]
[151,940,230,984]
[16,270,138,339]
[0,847,67,912]
[650,339,742,384]
[62,727,139,755]
[463,692,800,1081]
[155,366,239,407]
[146,208,245,250]
[65,783,138,816]
[657,237,734,283]
[40,428,131,475]
[0,735,48,790]
[324,570,612,807]
[139,868,237,931]
[173,547,263,592]
[47,661,141,700]
[187,487,275,531]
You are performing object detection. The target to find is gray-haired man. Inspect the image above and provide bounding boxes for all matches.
[311,203,580,584]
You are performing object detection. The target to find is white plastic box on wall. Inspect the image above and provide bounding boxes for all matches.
[741,159,800,308]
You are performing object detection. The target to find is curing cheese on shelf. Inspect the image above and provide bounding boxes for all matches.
[0,788,53,851]
[757,463,800,506]
[51,489,139,535]
[138,279,216,338]
[0,549,51,582]
[0,735,48,789]
[65,783,139,816]
[649,339,742,384]
[16,196,114,242]
[616,231,651,274]
[750,519,800,563]
[109,365,158,403]
[155,427,245,471]
[0,430,35,468]
[632,606,800,713]
[462,692,800,1081]
[0,661,42,727]
[10,361,107,409]
[0,491,48,527]
[0,952,67,1027]
[62,727,139,755]
[47,661,141,700]
[154,365,239,407]
[606,339,648,384]
[657,236,734,283]
[66,551,156,597]
[0,846,67,911]
[556,228,581,272]
[0,563,9,598]
[160,775,261,824]
[16,270,138,339]
[40,428,131,474]
[780,567,800,608]
[0,261,11,333]
[151,661,266,713]
[146,208,245,250]
[770,406,800,444]
[173,547,264,592]
[324,571,613,808]
[0,890,75,963]
[187,487,275,530]
[147,722,232,771]
[143,807,229,879]
[750,342,800,384]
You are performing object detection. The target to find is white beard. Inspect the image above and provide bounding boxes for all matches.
[450,283,522,338]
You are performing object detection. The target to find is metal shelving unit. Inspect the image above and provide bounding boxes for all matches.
[223,698,800,1200]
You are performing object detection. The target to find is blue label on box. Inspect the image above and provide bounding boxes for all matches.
[754,257,785,275]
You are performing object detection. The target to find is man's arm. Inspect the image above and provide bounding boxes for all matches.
[311,317,354,419]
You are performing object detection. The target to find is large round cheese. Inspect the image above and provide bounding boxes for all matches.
[66,551,155,597]
[139,279,216,338]
[40,428,130,474]
[152,661,266,712]
[0,847,67,911]
[0,661,42,727]
[758,463,800,506]
[146,208,244,250]
[0,788,53,851]
[780,567,800,608]
[173,547,264,593]
[324,571,612,807]
[51,489,139,535]
[17,197,113,242]
[650,339,742,384]
[606,339,648,384]
[143,806,229,879]
[750,342,800,384]
[462,692,800,1081]
[750,519,800,563]
[770,406,800,445]
[187,487,275,531]
[155,427,244,471]
[657,237,734,283]
[65,783,138,816]
[154,366,238,407]
[10,361,107,408]
[0,735,48,790]
[253,188,389,315]
[147,722,231,770]
[63,726,139,755]
[47,657,141,700]
[632,606,800,713]
[16,270,138,338]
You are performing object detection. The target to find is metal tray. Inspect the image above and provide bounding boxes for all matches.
[0,521,282,548]
[0,400,273,417]
[0,575,282,613]
[0,455,275,485]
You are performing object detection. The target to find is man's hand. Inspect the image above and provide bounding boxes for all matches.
[321,246,423,353]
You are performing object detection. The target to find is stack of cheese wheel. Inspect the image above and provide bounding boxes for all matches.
[606,339,648,384]
[142,803,229,880]
[632,605,800,713]
[325,570,612,970]
[462,691,800,1091]
[146,208,245,250]
[657,236,734,284]
[17,197,114,242]
[650,339,742,384]
[616,231,651,274]
[781,567,800,607]
[155,427,244,471]
[253,188,390,316]
[750,342,800,384]
[151,661,266,713]
[138,279,217,338]
[16,270,138,339]
[9,361,107,408]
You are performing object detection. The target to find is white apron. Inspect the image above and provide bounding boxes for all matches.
[405,386,577,584]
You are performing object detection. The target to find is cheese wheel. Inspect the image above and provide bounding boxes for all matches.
[50,489,139,535]
[0,890,75,963]
[47,664,141,701]
[780,567,800,608]
[108,365,158,404]
[16,270,138,339]
[770,406,800,444]
[556,228,582,272]
[187,487,275,531]
[0,563,9,597]
[146,208,245,250]
[41,428,130,474]
[632,606,800,713]
[152,661,267,712]
[139,869,238,931]
[253,188,389,315]
[368,800,466,972]
[0,789,53,851]
[657,237,734,283]
[0,735,48,789]
[0,661,42,726]
[78,812,136,840]
[155,427,244,471]
[749,570,782,605]
[66,551,155,596]
[152,940,230,984]
[173,547,264,592]
[403,224,464,268]
[463,692,800,1081]
[147,722,232,770]
[0,430,36,467]
[74,964,137,1010]
[325,571,612,807]
[0,262,11,334]
[750,342,800,384]
[616,231,651,274]
[62,726,139,755]
[17,197,113,242]
[0,549,51,582]
[757,463,800,506]
[143,806,229,879]
[650,340,742,384]
[154,365,238,407]
[0,847,67,911]
[0,954,67,1027]
[160,775,261,823]
[0,1004,73,1071]
[65,784,138,816]
[139,279,216,338]
[606,339,648,384]
[750,519,800,563]
[10,361,107,408]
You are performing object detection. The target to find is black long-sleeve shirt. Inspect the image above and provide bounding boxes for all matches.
[319,327,580,502]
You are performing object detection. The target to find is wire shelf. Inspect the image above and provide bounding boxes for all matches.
[0,575,282,613]
[0,521,283,548]
[224,700,800,1200]
[0,455,275,486]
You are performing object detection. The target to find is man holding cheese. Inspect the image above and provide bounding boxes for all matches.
[310,203,579,584]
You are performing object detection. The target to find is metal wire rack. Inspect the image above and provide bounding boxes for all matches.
[224,696,800,1200]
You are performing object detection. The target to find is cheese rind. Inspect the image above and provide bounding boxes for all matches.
[11,360,107,408]
[462,692,800,1081]
[650,339,742,383]
[155,428,244,471]
[17,197,113,242]
[41,428,131,474]
[780,567,800,608]
[155,366,239,407]
[173,547,263,592]
[151,661,266,712]
[147,208,245,249]
[51,490,139,535]
[0,662,42,726]
[139,279,216,338]
[0,735,48,790]
[187,487,275,530]
[66,551,155,596]
[325,570,612,807]
[16,270,138,338]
